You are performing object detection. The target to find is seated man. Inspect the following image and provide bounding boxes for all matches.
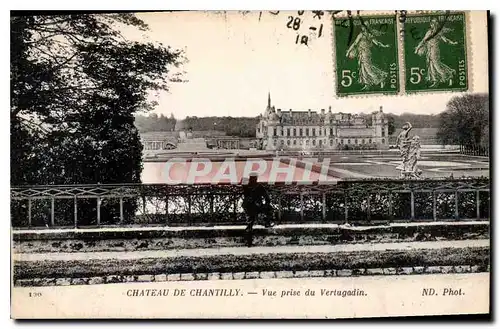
[242,174,275,247]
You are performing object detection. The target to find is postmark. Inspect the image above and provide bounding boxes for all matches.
[403,12,468,93]
[334,15,399,96]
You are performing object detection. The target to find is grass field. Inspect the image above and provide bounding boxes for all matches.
[325,153,489,179]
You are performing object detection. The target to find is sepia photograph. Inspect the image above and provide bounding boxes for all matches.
[10,9,490,319]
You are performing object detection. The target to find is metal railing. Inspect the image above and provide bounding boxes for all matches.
[460,145,489,157]
[11,178,490,228]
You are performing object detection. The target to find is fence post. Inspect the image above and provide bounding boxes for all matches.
[73,196,78,228]
[299,193,304,221]
[142,195,146,216]
[366,194,371,222]
[233,197,238,222]
[50,198,55,227]
[165,195,169,226]
[275,193,282,222]
[388,193,393,221]
[209,193,214,225]
[322,193,326,222]
[28,198,32,227]
[119,197,124,224]
[96,197,101,226]
[432,191,437,221]
[454,191,459,220]
[344,190,348,224]
[187,194,192,225]
[476,190,481,219]
[410,191,415,220]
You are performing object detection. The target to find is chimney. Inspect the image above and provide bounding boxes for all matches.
[308,109,312,116]
[321,109,325,114]
[379,106,383,112]
[289,109,292,116]
[328,106,332,113]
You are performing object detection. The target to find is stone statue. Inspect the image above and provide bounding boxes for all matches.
[395,122,422,179]
[407,136,422,176]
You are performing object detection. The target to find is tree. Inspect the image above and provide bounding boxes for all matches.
[11,13,185,225]
[437,94,489,147]
[11,13,184,186]
[387,116,395,135]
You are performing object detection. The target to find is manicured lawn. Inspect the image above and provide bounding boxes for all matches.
[14,246,489,280]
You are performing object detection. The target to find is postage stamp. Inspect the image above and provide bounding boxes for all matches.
[404,12,468,93]
[334,15,399,96]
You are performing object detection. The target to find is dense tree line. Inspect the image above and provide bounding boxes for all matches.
[135,115,258,137]
[437,94,489,149]
[389,113,441,129]
[11,13,183,225]
[183,116,257,137]
[135,113,177,132]
[135,112,442,138]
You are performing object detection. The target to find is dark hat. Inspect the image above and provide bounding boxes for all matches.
[248,173,259,185]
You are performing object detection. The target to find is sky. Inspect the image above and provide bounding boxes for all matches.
[126,11,488,119]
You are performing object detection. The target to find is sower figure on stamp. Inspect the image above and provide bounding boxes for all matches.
[242,173,275,247]
[415,18,458,87]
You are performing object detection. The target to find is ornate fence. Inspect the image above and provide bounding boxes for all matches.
[11,178,490,229]
[460,145,489,157]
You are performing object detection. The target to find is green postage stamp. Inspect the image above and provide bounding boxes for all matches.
[334,15,399,96]
[404,12,468,92]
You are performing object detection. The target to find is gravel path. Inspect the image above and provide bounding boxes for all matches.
[14,239,490,262]
[12,220,489,235]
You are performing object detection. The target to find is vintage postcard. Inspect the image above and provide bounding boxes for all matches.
[11,10,490,319]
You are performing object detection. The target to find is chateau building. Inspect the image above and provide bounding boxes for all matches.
[255,93,389,151]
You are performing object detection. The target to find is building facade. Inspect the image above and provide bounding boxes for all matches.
[255,93,389,151]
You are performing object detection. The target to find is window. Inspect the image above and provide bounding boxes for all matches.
[355,139,358,144]
[319,140,322,146]
[312,140,316,146]
[382,138,385,144]
[287,139,291,146]
[281,139,285,145]
[312,128,316,137]
[299,128,303,136]
[293,128,297,136]
[362,139,365,144]
[348,139,351,144]
[273,128,277,136]
[306,128,309,136]
[319,129,322,136]
[293,140,297,145]
[330,139,333,146]
[273,139,277,146]
[257,127,260,134]
[330,128,333,135]
[340,139,344,145]
[306,139,310,146]
[369,138,372,143]
[287,128,291,136]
